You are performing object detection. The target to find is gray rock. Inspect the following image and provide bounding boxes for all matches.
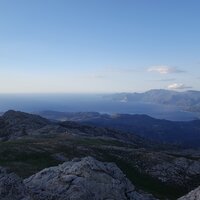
[178,186,200,200]
[0,167,32,200]
[130,151,200,187]
[24,156,156,200]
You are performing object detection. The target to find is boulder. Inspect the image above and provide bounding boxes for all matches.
[24,156,156,200]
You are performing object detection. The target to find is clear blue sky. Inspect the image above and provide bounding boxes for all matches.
[0,0,199,93]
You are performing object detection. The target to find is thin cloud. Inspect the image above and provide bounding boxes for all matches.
[148,66,185,74]
[155,78,176,82]
[167,83,192,90]
[93,75,106,79]
[105,66,139,73]
[79,73,106,80]
[119,68,138,73]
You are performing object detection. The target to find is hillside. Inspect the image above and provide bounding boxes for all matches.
[38,111,200,147]
[0,110,200,199]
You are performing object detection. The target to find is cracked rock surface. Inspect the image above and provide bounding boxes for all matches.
[24,156,156,200]
[178,186,200,200]
[0,167,32,200]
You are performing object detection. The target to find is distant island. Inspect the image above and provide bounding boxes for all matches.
[105,89,200,113]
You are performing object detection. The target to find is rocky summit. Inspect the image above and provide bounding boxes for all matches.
[0,157,156,200]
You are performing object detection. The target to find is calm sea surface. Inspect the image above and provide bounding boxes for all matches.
[0,94,199,121]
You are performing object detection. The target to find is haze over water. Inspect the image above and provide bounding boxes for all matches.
[0,94,198,121]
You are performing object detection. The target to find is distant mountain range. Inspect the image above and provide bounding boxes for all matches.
[39,110,200,147]
[105,89,200,113]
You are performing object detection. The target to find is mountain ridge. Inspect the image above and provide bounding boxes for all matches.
[38,110,200,148]
[0,110,156,149]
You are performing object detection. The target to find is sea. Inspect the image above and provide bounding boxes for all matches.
[0,93,199,121]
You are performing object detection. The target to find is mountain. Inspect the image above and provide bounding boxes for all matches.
[38,111,200,147]
[0,110,200,199]
[80,113,200,147]
[0,110,66,140]
[105,89,200,113]
[0,110,155,148]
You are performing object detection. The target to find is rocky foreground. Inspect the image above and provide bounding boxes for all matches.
[0,110,200,199]
[178,186,200,200]
[0,157,156,200]
[1,156,199,200]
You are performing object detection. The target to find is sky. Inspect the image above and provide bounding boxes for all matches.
[0,0,200,93]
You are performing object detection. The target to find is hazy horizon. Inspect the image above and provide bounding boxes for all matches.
[0,92,199,121]
[0,87,199,95]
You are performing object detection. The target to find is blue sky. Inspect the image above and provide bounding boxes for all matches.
[0,0,200,93]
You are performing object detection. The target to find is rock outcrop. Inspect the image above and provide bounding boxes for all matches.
[145,155,200,187]
[128,150,200,188]
[0,167,31,200]
[178,186,200,200]
[0,157,156,200]
[24,156,156,200]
